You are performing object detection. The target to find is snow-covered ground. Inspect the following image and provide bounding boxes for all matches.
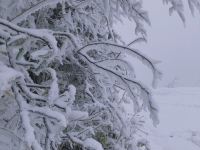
[148,87,200,150]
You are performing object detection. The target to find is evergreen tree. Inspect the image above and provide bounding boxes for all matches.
[0,0,198,150]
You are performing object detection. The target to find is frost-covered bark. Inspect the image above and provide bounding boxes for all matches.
[0,0,198,150]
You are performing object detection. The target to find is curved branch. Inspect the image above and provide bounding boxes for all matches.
[11,0,63,24]
[0,18,58,53]
[127,37,147,47]
[77,42,161,86]
[77,49,151,96]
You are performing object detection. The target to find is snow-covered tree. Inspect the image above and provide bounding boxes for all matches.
[0,0,199,150]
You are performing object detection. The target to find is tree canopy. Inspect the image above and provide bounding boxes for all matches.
[0,0,199,150]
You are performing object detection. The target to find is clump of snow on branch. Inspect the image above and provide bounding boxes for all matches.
[0,62,22,97]
[84,138,104,150]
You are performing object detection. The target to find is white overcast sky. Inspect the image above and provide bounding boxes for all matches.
[115,0,200,87]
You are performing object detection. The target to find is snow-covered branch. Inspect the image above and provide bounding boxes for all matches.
[11,0,64,24]
[0,18,58,53]
[77,42,161,87]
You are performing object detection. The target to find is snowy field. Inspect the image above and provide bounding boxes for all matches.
[148,87,200,150]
